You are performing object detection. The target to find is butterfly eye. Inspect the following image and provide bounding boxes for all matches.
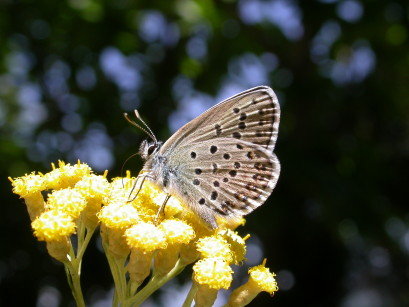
[147,145,156,156]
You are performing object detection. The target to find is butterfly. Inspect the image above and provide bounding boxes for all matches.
[125,86,280,229]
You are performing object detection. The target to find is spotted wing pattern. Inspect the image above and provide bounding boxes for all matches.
[165,138,280,227]
[161,86,280,154]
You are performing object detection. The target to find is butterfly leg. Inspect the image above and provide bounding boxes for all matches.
[127,173,152,202]
[154,194,171,225]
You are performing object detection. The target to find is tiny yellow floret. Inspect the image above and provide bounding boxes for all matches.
[196,235,233,264]
[43,168,63,190]
[133,181,165,214]
[159,219,195,245]
[125,222,167,252]
[44,161,91,189]
[46,188,87,218]
[110,176,135,191]
[144,183,184,217]
[59,160,92,185]
[193,258,233,290]
[98,202,140,229]
[10,172,46,197]
[32,210,76,241]
[178,210,214,238]
[106,177,136,204]
[248,262,278,294]
[217,216,246,230]
[75,174,110,202]
[217,229,247,264]
[139,180,163,202]
[163,197,184,218]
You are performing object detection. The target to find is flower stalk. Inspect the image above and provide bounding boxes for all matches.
[125,259,187,306]
[182,282,198,307]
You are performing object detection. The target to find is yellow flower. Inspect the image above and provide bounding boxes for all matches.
[12,160,280,306]
[138,180,163,204]
[129,180,186,223]
[46,238,71,262]
[194,284,218,307]
[107,177,157,222]
[111,172,134,187]
[106,176,136,204]
[248,261,278,294]
[9,172,46,197]
[217,229,247,265]
[132,180,164,221]
[44,161,91,190]
[154,219,195,275]
[9,173,46,220]
[163,197,184,218]
[159,219,195,245]
[82,198,104,229]
[100,224,130,259]
[75,174,110,202]
[226,259,278,307]
[147,185,184,219]
[98,202,140,229]
[125,222,167,252]
[46,188,87,219]
[179,209,214,238]
[154,244,180,276]
[216,215,246,230]
[179,241,200,265]
[127,249,152,285]
[196,235,233,264]
[43,167,62,190]
[192,257,233,290]
[75,174,110,228]
[32,210,76,242]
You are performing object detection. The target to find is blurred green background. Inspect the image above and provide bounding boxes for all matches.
[1,0,408,306]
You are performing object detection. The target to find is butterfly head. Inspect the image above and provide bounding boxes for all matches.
[139,139,163,161]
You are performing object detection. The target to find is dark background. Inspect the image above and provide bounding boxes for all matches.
[1,0,408,306]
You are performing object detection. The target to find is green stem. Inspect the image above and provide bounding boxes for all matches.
[114,256,128,302]
[77,219,85,252]
[107,253,123,298]
[125,259,186,306]
[62,222,95,306]
[77,226,96,260]
[128,280,141,297]
[182,282,198,307]
[102,241,127,305]
[64,261,85,307]
[64,264,73,290]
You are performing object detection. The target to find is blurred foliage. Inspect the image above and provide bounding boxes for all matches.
[1,0,409,306]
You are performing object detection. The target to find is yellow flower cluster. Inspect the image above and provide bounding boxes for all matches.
[32,210,76,241]
[9,161,109,242]
[10,160,278,306]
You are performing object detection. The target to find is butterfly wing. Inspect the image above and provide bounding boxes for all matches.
[160,86,280,153]
[162,138,280,228]
[155,86,280,228]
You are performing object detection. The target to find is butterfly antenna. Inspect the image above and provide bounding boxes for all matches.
[120,152,139,188]
[133,110,158,144]
[123,111,157,144]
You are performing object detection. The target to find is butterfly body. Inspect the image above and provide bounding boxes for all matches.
[139,86,280,229]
